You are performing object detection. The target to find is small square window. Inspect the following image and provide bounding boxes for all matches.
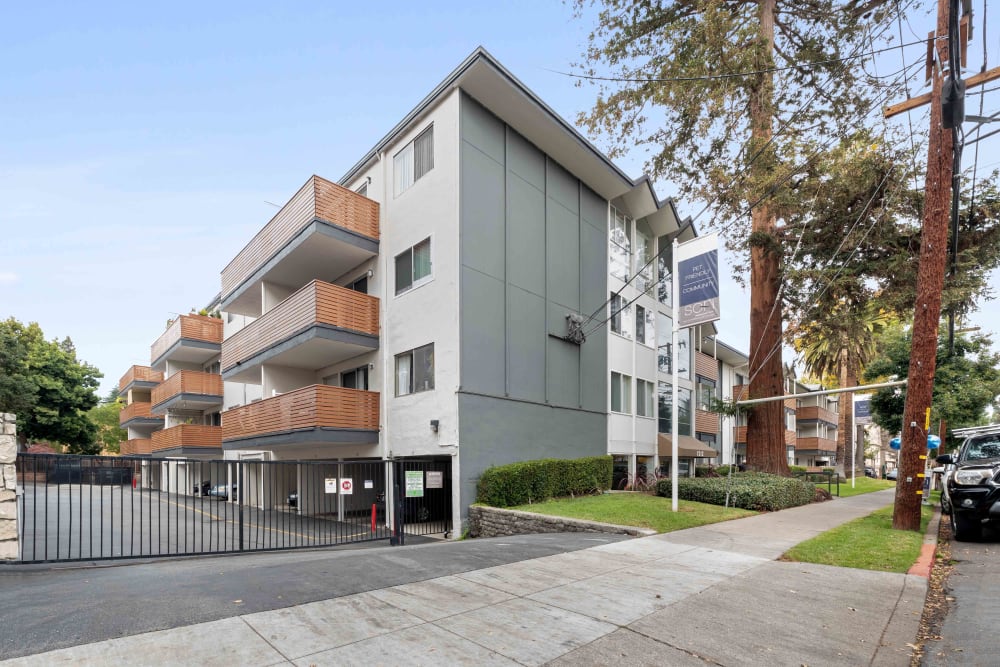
[395,238,432,294]
[395,343,434,396]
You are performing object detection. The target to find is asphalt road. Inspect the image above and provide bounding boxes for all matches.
[0,532,626,660]
[923,522,1000,667]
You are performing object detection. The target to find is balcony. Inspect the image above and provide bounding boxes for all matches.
[694,352,718,381]
[795,436,837,454]
[222,280,379,382]
[221,175,380,317]
[120,439,152,456]
[118,365,163,394]
[151,315,223,369]
[695,409,718,435]
[151,425,223,455]
[120,402,164,429]
[222,385,379,449]
[151,370,223,413]
[796,405,839,426]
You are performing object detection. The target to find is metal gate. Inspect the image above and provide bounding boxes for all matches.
[395,458,453,539]
[14,454,409,563]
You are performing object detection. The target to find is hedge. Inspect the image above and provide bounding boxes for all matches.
[476,455,613,507]
[657,472,815,512]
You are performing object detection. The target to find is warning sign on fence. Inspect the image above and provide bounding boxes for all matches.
[324,478,337,494]
[340,478,353,495]
[405,470,424,498]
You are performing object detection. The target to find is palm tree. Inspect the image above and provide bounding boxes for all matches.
[794,302,890,477]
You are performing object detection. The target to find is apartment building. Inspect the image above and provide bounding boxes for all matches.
[115,48,757,531]
[730,371,840,468]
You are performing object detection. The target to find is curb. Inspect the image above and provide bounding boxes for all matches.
[907,504,942,578]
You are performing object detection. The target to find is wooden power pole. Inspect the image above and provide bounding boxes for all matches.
[889,0,954,531]
[885,2,1000,531]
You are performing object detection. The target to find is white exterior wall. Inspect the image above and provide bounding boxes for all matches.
[367,90,462,459]
[262,365,315,397]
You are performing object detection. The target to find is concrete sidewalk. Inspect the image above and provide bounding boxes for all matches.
[2,489,925,666]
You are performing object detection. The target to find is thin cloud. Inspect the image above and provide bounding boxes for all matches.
[0,272,20,285]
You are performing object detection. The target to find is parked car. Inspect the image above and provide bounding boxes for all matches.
[885,468,898,481]
[937,436,1000,541]
[193,480,212,496]
[208,483,237,500]
[287,491,297,508]
[864,466,877,479]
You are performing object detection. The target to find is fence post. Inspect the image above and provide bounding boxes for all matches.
[1,413,19,560]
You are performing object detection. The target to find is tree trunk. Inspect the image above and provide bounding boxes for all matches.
[894,0,952,531]
[746,0,789,475]
[836,350,849,475]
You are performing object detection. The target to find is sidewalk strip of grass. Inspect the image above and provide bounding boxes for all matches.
[508,492,756,533]
[832,477,896,498]
[783,503,932,573]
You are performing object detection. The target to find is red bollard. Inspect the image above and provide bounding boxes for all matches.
[132,476,137,489]
[371,504,376,533]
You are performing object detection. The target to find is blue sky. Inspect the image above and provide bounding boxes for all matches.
[3,1,998,397]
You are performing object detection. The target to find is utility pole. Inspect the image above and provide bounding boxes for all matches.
[887,0,957,531]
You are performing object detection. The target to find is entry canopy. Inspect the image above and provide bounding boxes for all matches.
[657,434,719,459]
[889,434,941,450]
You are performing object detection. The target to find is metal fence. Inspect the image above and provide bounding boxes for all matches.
[13,454,452,564]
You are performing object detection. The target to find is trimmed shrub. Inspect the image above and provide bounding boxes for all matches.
[695,465,720,478]
[476,455,613,507]
[656,472,815,512]
[789,465,808,474]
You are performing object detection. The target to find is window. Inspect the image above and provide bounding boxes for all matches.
[395,344,434,396]
[658,382,672,433]
[657,312,671,373]
[393,125,434,196]
[342,366,369,391]
[395,238,432,294]
[610,293,632,338]
[611,372,632,413]
[609,207,632,282]
[635,305,654,346]
[696,377,716,411]
[634,221,654,292]
[204,360,221,375]
[785,408,796,432]
[676,329,691,379]
[637,379,655,417]
[657,234,673,306]
[659,383,692,434]
[356,181,368,197]
[349,275,368,294]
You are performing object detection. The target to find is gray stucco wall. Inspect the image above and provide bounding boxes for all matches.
[457,94,608,517]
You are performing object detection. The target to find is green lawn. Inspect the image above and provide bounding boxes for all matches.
[830,476,897,498]
[508,492,756,533]
[783,503,933,573]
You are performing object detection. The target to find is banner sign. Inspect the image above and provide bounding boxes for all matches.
[854,398,872,424]
[405,470,424,498]
[676,234,720,329]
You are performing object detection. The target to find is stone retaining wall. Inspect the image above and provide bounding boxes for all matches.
[1,413,18,560]
[468,505,655,539]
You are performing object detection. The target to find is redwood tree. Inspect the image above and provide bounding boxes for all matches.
[573,0,893,473]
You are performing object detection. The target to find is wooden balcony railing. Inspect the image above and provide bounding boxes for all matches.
[733,426,747,443]
[151,370,223,406]
[795,405,839,425]
[151,315,223,363]
[796,436,837,452]
[786,430,798,447]
[222,385,379,441]
[221,176,380,299]
[151,425,222,451]
[731,384,749,401]
[694,352,719,381]
[118,365,163,392]
[221,280,379,371]
[695,409,719,434]
[120,439,152,456]
[120,402,160,425]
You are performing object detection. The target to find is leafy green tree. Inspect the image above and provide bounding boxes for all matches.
[864,326,1000,449]
[88,392,126,454]
[0,320,38,417]
[573,0,894,473]
[0,318,103,452]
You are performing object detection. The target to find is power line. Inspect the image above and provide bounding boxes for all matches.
[548,36,941,85]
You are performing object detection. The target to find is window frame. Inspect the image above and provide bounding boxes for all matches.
[395,343,435,397]
[610,371,632,414]
[393,124,434,196]
[636,379,655,418]
[395,237,433,295]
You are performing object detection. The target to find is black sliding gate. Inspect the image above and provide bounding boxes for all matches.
[13,454,452,564]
